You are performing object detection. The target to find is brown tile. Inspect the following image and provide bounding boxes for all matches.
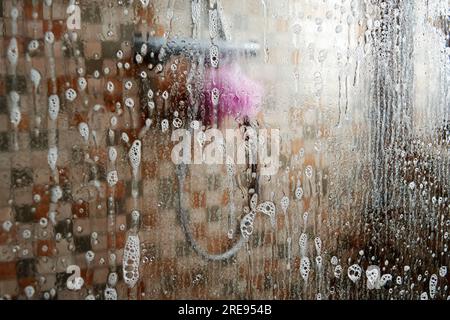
[142,209,157,228]
[108,231,125,249]
[32,184,50,220]
[0,261,17,280]
[191,191,206,209]
[142,161,157,179]
[72,200,89,219]
[192,223,206,239]
[43,20,65,40]
[206,235,231,254]
[37,239,55,257]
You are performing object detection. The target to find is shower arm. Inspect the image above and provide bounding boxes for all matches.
[134,0,261,71]
[133,35,261,64]
[134,0,258,64]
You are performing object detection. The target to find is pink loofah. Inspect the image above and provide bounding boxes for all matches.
[203,64,263,125]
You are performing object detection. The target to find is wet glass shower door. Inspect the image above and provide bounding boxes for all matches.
[0,0,449,300]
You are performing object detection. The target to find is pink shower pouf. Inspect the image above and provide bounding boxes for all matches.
[203,64,263,124]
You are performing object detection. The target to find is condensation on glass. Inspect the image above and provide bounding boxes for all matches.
[0,0,449,300]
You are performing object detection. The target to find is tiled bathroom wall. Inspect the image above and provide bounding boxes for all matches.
[0,0,449,300]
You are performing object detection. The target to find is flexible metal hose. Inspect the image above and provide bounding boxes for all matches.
[176,163,246,261]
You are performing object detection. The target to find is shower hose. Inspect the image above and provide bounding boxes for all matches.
[176,163,246,261]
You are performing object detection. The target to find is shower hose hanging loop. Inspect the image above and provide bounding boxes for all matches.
[175,156,276,261]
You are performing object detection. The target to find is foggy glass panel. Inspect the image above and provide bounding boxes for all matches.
[0,0,449,300]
